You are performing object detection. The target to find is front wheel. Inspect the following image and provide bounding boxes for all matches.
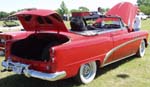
[136,40,146,57]
[75,61,97,84]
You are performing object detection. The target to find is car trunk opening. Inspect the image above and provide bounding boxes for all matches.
[11,33,69,61]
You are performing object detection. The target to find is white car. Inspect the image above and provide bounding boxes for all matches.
[139,12,148,20]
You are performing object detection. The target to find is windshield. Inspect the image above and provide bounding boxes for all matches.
[93,17,124,29]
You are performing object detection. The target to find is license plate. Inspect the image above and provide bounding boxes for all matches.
[12,65,23,74]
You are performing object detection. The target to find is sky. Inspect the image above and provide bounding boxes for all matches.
[0,0,137,12]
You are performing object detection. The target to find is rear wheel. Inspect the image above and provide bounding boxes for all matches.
[136,40,145,57]
[75,61,97,84]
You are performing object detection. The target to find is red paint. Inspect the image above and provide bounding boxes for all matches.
[106,2,137,32]
[16,9,68,32]
[72,12,90,17]
[0,31,32,51]
[3,2,149,80]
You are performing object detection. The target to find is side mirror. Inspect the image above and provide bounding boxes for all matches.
[125,25,134,32]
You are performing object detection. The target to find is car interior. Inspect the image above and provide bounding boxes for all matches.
[70,17,87,31]
[70,16,124,36]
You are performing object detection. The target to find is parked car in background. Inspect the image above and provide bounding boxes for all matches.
[139,12,148,20]
[0,31,32,55]
[0,20,23,32]
[1,2,149,84]
[0,20,26,55]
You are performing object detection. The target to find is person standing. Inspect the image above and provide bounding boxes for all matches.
[134,9,141,31]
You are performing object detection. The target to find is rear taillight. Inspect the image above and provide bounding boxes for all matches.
[49,48,55,63]
[0,35,12,45]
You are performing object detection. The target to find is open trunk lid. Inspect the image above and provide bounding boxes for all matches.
[15,9,68,32]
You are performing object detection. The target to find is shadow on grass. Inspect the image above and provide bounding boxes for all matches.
[0,56,136,87]
[0,75,81,87]
[116,74,129,79]
[96,55,136,78]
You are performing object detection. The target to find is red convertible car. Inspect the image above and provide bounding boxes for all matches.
[2,2,149,84]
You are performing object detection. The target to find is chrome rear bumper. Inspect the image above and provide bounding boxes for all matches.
[1,59,66,81]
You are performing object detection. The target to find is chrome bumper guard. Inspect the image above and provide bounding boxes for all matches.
[1,60,66,81]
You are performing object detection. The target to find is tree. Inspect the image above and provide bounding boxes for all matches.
[139,5,150,14]
[79,6,89,12]
[105,8,110,12]
[56,1,68,16]
[0,11,9,19]
[137,0,143,6]
[137,0,150,14]
[9,11,16,15]
[70,7,89,13]
[70,9,80,13]
[137,0,150,6]
[17,8,37,12]
[56,8,64,16]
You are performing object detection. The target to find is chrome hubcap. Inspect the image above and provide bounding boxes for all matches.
[140,41,145,56]
[82,64,92,79]
[79,61,97,84]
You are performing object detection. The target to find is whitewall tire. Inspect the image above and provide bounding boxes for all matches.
[136,40,146,57]
[75,61,97,84]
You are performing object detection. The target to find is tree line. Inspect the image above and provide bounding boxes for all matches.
[56,1,108,17]
[0,0,149,19]
[0,1,107,20]
[137,0,150,15]
[0,8,36,20]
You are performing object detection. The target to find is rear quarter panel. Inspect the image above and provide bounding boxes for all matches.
[53,33,114,78]
[52,30,148,78]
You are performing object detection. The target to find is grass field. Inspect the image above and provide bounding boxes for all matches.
[0,21,3,26]
[0,19,150,87]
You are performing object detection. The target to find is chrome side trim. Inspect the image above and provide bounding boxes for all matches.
[71,29,123,36]
[102,53,136,67]
[102,37,145,66]
[2,60,66,81]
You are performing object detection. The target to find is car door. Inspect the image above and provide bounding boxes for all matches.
[111,28,134,61]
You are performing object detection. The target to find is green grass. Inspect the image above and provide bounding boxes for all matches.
[64,21,71,29]
[0,19,150,87]
[141,19,150,31]
[0,21,4,26]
